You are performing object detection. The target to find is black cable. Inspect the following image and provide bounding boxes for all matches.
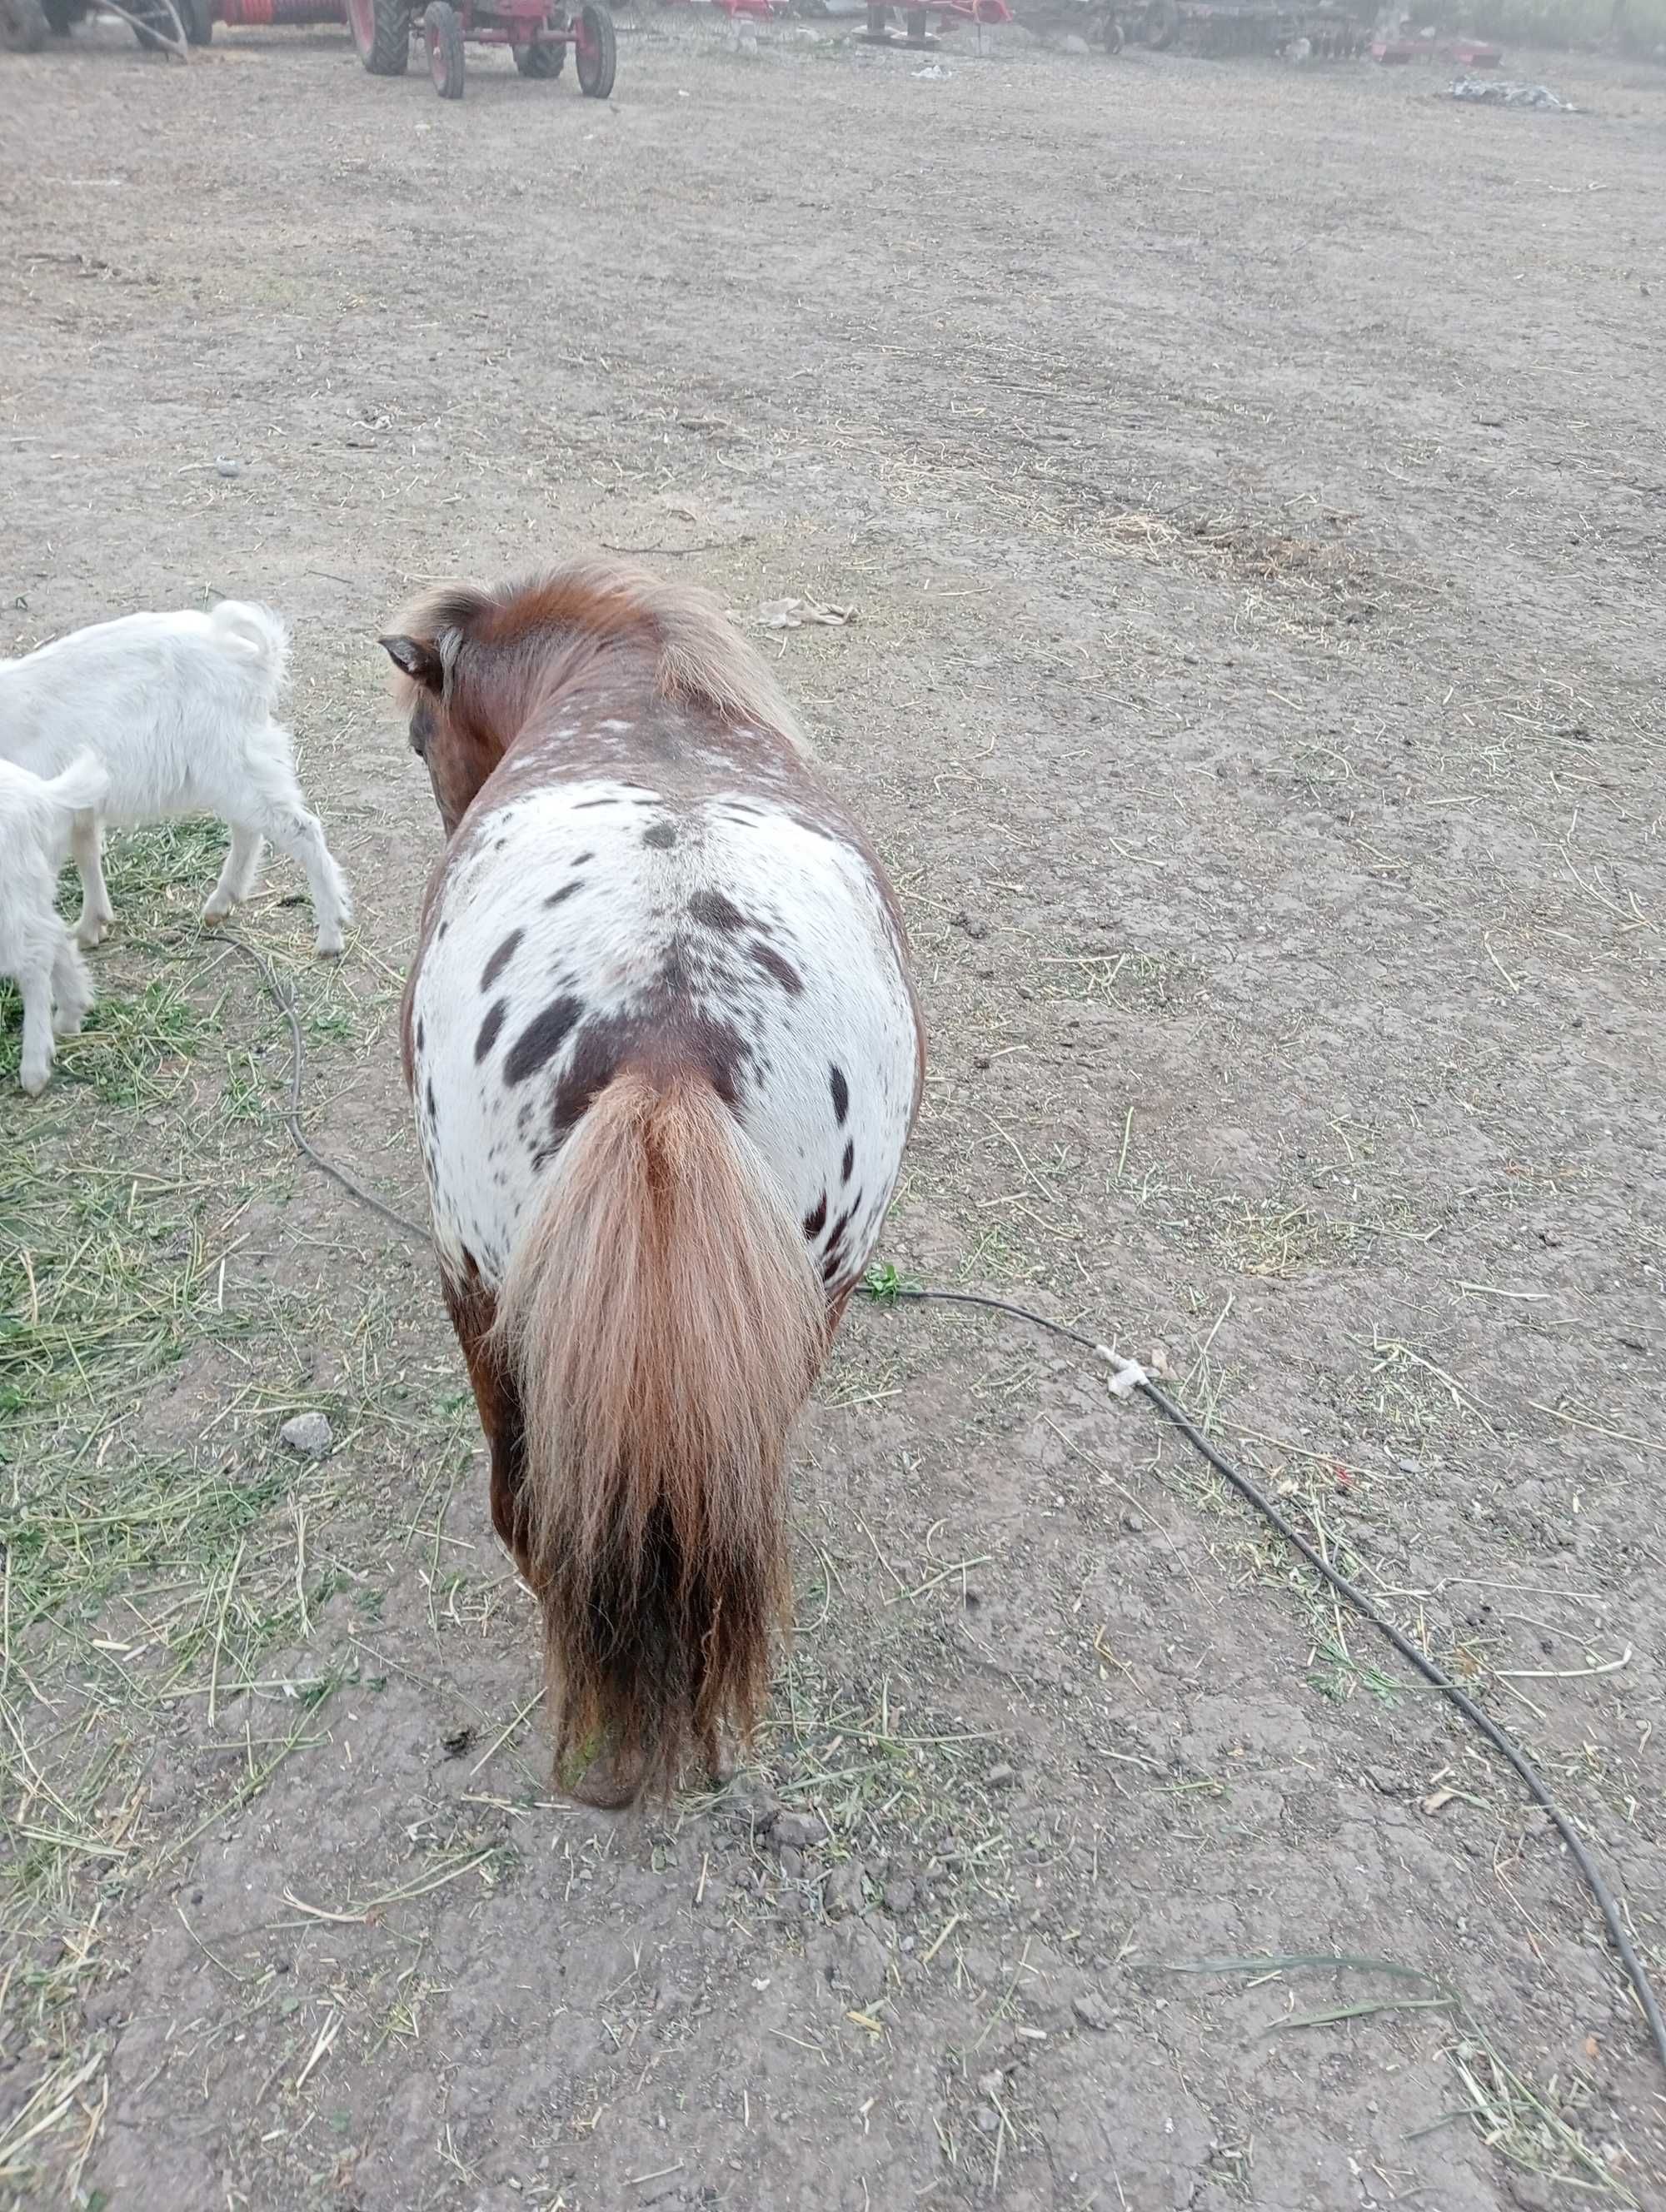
[211,940,1665,2080]
[212,934,433,1248]
[880,1285,1666,2079]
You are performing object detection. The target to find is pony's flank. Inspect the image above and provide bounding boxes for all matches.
[392,558,811,755]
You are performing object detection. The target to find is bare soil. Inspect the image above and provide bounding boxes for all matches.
[2,17,1664,2212]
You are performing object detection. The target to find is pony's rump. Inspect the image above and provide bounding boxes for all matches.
[492,1066,826,1799]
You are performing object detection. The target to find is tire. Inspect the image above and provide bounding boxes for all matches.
[42,0,82,32]
[178,0,212,39]
[347,0,411,73]
[3,0,51,49]
[424,0,463,92]
[129,0,177,48]
[573,0,613,94]
[864,1,888,29]
[1100,8,1123,47]
[904,4,926,38]
[1143,0,1176,42]
[512,32,563,70]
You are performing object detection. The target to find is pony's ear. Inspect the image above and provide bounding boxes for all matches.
[381,635,445,694]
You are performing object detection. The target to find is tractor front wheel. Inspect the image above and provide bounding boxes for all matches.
[424,0,464,92]
[573,0,613,94]
[347,0,411,73]
[512,31,563,70]
[2,0,51,50]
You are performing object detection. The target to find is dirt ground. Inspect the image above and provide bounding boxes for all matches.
[2,14,1664,2210]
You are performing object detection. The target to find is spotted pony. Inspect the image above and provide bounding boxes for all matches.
[387,560,924,1803]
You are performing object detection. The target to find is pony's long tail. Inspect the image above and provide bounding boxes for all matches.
[493,1069,826,1801]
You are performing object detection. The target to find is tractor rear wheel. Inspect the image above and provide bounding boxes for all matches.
[348,0,411,73]
[2,0,51,49]
[513,31,563,69]
[424,0,464,92]
[178,0,212,39]
[573,0,614,95]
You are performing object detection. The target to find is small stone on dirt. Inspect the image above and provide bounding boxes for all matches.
[883,1878,916,1916]
[1072,1990,1114,2031]
[975,2104,1000,2134]
[279,1411,333,1458]
[986,1763,1019,1789]
[825,1860,865,1917]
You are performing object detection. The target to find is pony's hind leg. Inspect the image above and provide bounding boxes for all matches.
[70,811,115,949]
[202,825,265,924]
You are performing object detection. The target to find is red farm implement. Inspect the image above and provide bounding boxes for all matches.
[861,0,1010,43]
[347,0,616,96]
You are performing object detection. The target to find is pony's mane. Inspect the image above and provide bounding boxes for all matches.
[392,559,810,755]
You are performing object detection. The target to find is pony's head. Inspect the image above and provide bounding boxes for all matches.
[381,559,809,839]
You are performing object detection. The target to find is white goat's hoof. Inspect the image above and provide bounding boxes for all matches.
[201,899,232,925]
[76,918,112,950]
[20,1060,52,1096]
[52,1010,86,1039]
[314,932,345,959]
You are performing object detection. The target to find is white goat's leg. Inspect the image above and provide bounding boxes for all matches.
[70,810,116,949]
[51,930,95,1036]
[17,959,58,1094]
[243,799,351,956]
[202,825,265,924]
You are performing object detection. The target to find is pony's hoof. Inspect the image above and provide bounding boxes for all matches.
[561,1735,646,1811]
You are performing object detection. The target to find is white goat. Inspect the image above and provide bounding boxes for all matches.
[0,754,107,1094]
[0,602,351,957]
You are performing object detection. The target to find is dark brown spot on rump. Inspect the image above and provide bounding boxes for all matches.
[641,820,677,850]
[750,941,802,994]
[505,994,586,1084]
[830,1064,849,1125]
[841,1138,855,1183]
[545,880,582,908]
[688,888,747,934]
[476,999,508,1064]
[481,929,522,991]
[803,1194,828,1238]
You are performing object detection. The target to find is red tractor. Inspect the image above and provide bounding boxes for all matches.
[347,0,616,97]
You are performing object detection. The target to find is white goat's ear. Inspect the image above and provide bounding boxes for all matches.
[380,635,445,694]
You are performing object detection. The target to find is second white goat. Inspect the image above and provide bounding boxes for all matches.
[0,601,351,957]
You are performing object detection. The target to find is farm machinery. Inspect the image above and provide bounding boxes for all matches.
[10,0,352,49]
[859,0,1010,44]
[347,0,616,95]
[1007,0,1366,52]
